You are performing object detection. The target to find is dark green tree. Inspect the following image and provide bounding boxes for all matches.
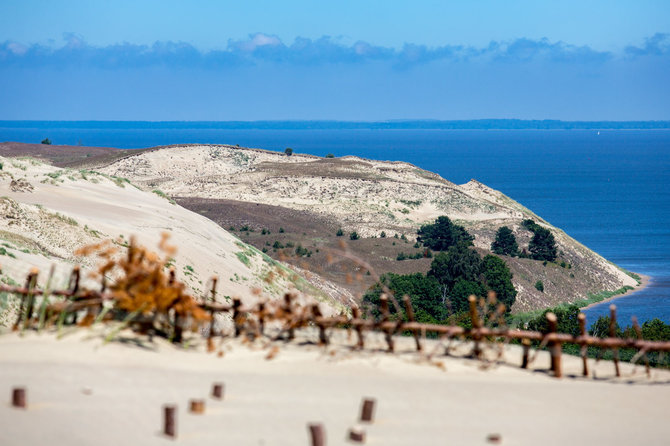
[41,138,52,145]
[449,278,485,314]
[417,216,473,251]
[529,226,557,262]
[427,243,482,288]
[481,255,517,309]
[284,148,293,156]
[491,226,518,256]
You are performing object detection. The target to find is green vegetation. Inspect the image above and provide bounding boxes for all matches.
[535,280,544,292]
[522,219,557,262]
[491,226,518,256]
[152,189,176,205]
[325,153,335,158]
[235,251,251,267]
[41,138,52,145]
[295,245,312,257]
[523,305,670,368]
[349,231,360,240]
[279,227,285,233]
[417,216,473,251]
[285,148,293,156]
[0,247,16,258]
[380,231,386,238]
[365,241,516,323]
[336,228,344,237]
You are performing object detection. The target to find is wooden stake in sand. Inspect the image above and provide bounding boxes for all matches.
[308,423,325,446]
[546,312,562,378]
[189,399,205,414]
[360,398,376,423]
[212,383,224,400]
[12,387,26,408]
[163,405,176,438]
[348,425,366,443]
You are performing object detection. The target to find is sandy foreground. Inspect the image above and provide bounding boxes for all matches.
[1,328,669,446]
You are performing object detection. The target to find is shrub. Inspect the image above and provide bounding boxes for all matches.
[491,226,518,256]
[380,231,386,238]
[396,252,407,261]
[535,280,544,292]
[336,228,344,237]
[279,227,285,233]
[285,148,293,156]
[272,241,284,249]
[41,138,52,145]
[326,153,335,158]
[349,231,360,240]
[417,216,473,251]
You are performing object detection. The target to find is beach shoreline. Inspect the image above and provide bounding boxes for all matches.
[582,273,652,311]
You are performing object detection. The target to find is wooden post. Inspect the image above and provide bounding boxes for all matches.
[468,295,482,358]
[23,268,39,329]
[521,338,531,369]
[189,399,205,414]
[208,277,218,346]
[610,305,621,377]
[348,426,366,443]
[232,298,243,337]
[379,294,394,352]
[546,312,562,378]
[284,293,295,341]
[11,387,26,408]
[360,398,376,423]
[403,295,422,351]
[308,423,325,446]
[578,313,589,376]
[212,383,224,400]
[632,316,650,377]
[352,307,365,349]
[312,304,328,345]
[163,405,176,438]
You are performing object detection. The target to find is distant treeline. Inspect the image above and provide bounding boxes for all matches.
[2,120,670,130]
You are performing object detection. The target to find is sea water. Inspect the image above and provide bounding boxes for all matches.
[1,123,669,325]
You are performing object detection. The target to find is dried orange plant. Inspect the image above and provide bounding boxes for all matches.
[76,233,209,336]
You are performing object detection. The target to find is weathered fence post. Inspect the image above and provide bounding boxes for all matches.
[521,338,531,369]
[403,295,422,351]
[232,298,243,337]
[610,305,621,377]
[163,405,176,438]
[11,387,26,408]
[312,304,328,345]
[212,382,224,400]
[632,316,650,377]
[352,307,365,349]
[578,313,589,376]
[468,295,482,358]
[308,423,325,446]
[546,312,562,378]
[360,397,376,423]
[379,294,394,352]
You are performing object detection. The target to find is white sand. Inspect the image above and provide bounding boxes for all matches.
[1,328,668,446]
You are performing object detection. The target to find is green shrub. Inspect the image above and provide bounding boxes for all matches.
[279,227,285,233]
[326,153,335,158]
[349,231,360,240]
[41,138,52,145]
[535,280,544,292]
[336,228,344,237]
[285,148,293,156]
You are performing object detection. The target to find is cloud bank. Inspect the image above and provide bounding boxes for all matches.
[3,32,662,69]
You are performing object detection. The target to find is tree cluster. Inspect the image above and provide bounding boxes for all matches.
[417,216,473,251]
[363,242,517,323]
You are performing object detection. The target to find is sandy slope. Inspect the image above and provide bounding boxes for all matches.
[97,144,638,311]
[0,156,342,324]
[0,329,668,446]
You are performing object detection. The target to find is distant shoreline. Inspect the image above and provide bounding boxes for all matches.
[582,273,652,311]
[2,119,670,131]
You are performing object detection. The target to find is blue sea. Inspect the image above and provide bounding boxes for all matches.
[2,123,669,326]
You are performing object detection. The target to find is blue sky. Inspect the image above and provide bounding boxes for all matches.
[1,1,669,120]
